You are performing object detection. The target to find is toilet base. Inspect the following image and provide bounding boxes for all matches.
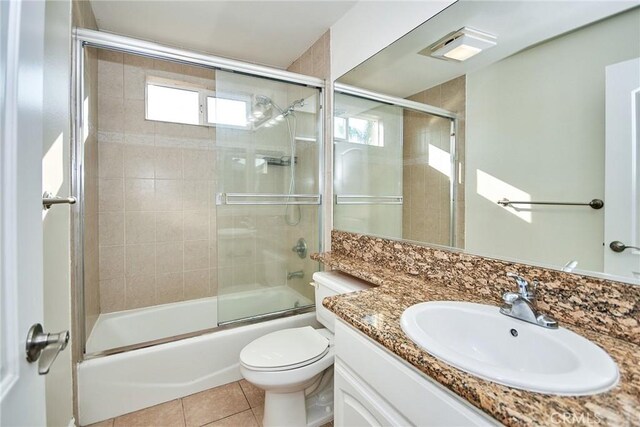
[263,389,307,427]
[261,371,334,427]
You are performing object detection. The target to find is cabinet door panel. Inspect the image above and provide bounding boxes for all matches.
[334,361,411,427]
[335,320,497,426]
[341,394,383,427]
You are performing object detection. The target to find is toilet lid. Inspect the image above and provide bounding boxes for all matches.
[240,326,330,371]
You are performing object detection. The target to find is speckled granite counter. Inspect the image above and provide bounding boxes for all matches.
[313,251,640,427]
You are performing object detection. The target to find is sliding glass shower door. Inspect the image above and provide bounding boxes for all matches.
[214,71,322,324]
[333,93,404,238]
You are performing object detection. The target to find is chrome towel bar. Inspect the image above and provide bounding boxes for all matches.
[42,191,77,210]
[335,195,403,205]
[216,193,321,206]
[497,198,604,210]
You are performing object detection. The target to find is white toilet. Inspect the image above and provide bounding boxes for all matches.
[240,271,372,427]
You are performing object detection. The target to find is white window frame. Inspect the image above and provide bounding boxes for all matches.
[334,114,383,147]
[202,90,251,130]
[145,76,251,129]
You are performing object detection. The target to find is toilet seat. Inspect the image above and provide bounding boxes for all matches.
[240,326,329,372]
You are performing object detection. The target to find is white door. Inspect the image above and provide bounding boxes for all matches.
[1,0,47,425]
[604,57,640,281]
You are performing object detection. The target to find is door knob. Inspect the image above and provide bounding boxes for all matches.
[609,241,640,253]
[25,323,69,375]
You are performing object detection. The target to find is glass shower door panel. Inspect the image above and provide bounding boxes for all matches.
[215,70,321,324]
[333,93,404,239]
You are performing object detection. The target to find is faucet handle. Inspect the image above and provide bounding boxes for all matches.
[506,272,535,300]
[502,292,519,304]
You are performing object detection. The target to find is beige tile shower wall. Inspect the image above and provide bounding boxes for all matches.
[403,76,465,248]
[97,50,218,313]
[287,31,329,301]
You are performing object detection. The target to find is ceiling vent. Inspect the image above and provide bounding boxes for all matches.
[419,27,497,62]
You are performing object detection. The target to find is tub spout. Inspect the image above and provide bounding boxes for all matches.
[287,270,304,280]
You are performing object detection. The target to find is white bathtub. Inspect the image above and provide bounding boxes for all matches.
[78,287,317,425]
[86,297,218,354]
[86,285,313,354]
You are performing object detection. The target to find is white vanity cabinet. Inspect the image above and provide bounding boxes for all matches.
[333,320,498,427]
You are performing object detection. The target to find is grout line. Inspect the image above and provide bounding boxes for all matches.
[197,408,248,427]
[180,398,188,427]
[237,379,251,407]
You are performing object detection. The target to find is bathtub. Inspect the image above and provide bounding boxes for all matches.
[85,297,218,354]
[78,286,317,425]
[86,286,312,354]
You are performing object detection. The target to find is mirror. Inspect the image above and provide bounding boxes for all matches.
[334,1,640,284]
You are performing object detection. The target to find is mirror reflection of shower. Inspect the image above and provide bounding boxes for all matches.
[252,95,306,226]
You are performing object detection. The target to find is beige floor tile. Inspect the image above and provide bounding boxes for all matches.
[250,405,263,427]
[86,419,114,427]
[182,382,249,427]
[113,399,185,427]
[204,410,258,427]
[239,379,265,408]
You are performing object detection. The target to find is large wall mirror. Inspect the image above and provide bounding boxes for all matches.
[333,1,640,284]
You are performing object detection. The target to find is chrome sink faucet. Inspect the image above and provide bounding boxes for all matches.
[500,272,558,329]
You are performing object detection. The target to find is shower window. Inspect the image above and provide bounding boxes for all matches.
[146,80,201,125]
[145,76,250,129]
[206,96,249,128]
[334,116,382,147]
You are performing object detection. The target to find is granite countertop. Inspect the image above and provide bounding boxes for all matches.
[313,252,640,427]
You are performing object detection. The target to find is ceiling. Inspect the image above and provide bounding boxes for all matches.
[338,1,639,97]
[89,0,358,69]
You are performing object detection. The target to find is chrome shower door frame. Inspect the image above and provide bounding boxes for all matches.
[71,29,325,359]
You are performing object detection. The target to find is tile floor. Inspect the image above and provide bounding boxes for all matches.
[86,380,333,427]
[87,380,262,427]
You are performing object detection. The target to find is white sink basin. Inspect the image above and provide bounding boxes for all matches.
[400,301,619,395]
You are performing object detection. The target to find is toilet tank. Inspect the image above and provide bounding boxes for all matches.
[312,271,373,333]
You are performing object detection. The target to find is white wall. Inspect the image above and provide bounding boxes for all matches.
[465,9,640,272]
[42,0,74,425]
[330,1,454,79]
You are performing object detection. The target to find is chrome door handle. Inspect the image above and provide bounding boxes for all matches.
[42,191,76,210]
[609,241,640,253]
[25,323,69,375]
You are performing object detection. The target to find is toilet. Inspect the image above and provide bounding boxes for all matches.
[240,271,372,427]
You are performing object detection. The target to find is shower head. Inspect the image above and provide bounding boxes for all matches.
[252,96,305,127]
[255,95,272,106]
[282,98,305,117]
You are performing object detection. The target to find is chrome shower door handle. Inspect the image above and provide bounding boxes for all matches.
[25,323,70,375]
[609,241,640,253]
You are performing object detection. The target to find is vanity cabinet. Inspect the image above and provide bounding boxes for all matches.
[333,320,498,427]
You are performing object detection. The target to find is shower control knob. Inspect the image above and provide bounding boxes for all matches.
[292,238,308,259]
